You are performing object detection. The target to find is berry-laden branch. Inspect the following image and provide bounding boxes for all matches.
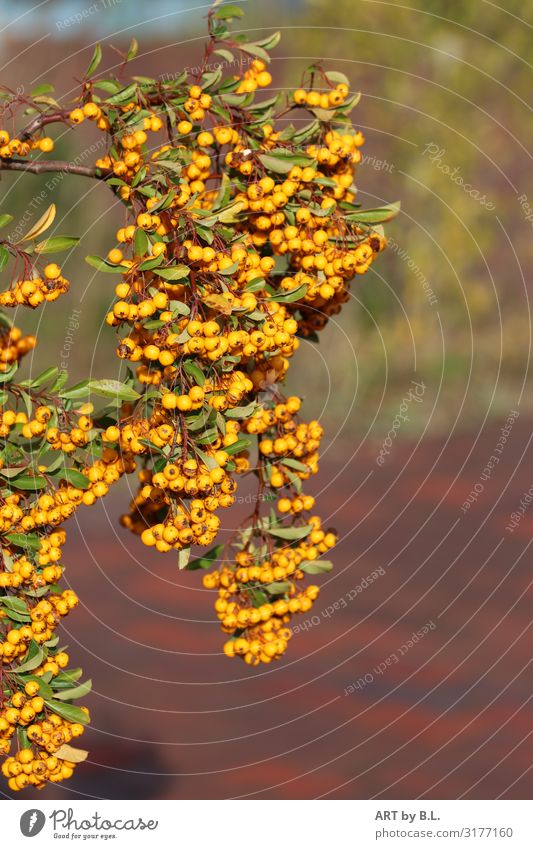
[0,2,398,793]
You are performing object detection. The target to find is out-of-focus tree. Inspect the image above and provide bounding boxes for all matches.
[260,0,532,433]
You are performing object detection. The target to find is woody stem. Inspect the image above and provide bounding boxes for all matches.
[0,159,102,179]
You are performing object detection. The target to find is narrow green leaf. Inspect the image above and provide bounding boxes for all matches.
[224,437,252,455]
[31,83,55,96]
[281,457,309,472]
[53,679,92,701]
[43,699,90,725]
[268,524,312,541]
[106,82,138,105]
[183,360,205,386]
[133,227,149,257]
[271,283,307,303]
[0,362,17,384]
[14,641,44,673]
[126,38,139,62]
[34,236,79,254]
[5,533,40,551]
[214,4,244,19]
[225,401,257,419]
[300,559,333,574]
[0,245,9,273]
[87,379,140,402]
[8,474,48,491]
[61,380,90,400]
[157,265,190,281]
[85,44,102,78]
[85,254,124,273]
[187,544,224,571]
[54,469,90,490]
[346,201,401,225]
[264,581,292,594]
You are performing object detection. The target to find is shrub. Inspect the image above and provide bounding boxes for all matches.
[0,3,395,791]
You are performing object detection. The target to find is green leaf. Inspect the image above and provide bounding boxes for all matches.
[126,37,139,62]
[31,83,55,96]
[22,366,59,389]
[170,300,191,316]
[87,379,141,402]
[34,236,79,254]
[224,437,252,455]
[268,524,312,541]
[85,44,102,78]
[258,152,314,174]
[15,640,44,673]
[183,360,205,386]
[256,31,281,51]
[187,544,224,571]
[195,448,218,471]
[138,255,163,272]
[5,532,40,551]
[142,319,165,331]
[51,370,69,393]
[281,457,309,472]
[55,469,91,490]
[285,468,302,494]
[61,380,90,400]
[106,82,138,105]
[43,699,90,725]
[346,201,401,225]
[324,70,350,87]
[17,727,29,750]
[244,276,266,293]
[264,581,291,594]
[214,4,244,19]
[52,679,92,701]
[300,559,333,574]
[214,48,234,63]
[0,245,9,273]
[0,596,30,622]
[94,79,121,93]
[225,401,257,419]
[52,668,83,690]
[271,283,307,303]
[157,265,190,281]
[8,474,48,491]
[239,43,270,62]
[133,227,149,257]
[85,254,124,273]
[0,362,17,383]
[0,214,13,229]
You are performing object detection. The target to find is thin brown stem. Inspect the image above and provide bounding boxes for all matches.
[0,158,101,179]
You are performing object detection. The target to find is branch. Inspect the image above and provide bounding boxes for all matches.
[19,110,70,141]
[0,158,101,179]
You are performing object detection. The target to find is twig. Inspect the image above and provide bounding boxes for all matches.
[0,158,101,179]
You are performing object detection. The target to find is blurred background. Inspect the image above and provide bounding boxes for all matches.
[1,0,532,800]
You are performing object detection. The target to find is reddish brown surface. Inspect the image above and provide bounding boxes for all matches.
[9,416,531,801]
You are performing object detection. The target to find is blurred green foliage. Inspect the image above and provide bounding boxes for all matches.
[264,0,532,435]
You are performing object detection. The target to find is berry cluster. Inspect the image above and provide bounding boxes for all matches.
[0,264,70,308]
[0,2,396,790]
[204,516,336,664]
